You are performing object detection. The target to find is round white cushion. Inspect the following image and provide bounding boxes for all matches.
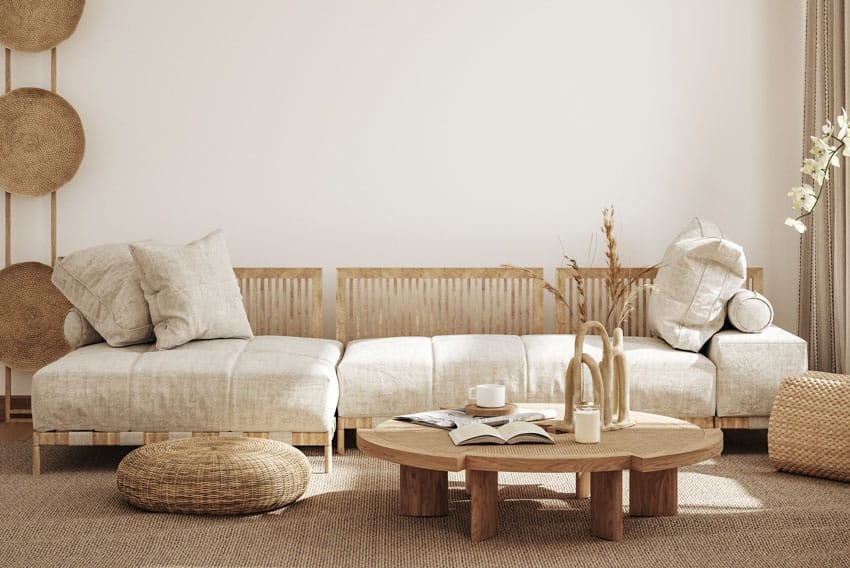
[727,289,773,333]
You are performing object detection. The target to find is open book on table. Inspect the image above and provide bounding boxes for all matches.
[449,421,555,446]
[393,407,558,430]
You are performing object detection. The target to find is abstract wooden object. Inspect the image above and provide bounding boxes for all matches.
[556,320,634,433]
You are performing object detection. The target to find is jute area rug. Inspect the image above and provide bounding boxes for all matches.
[0,441,847,568]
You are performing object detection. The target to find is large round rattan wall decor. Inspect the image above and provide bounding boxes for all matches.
[0,261,71,372]
[0,87,85,196]
[0,0,85,52]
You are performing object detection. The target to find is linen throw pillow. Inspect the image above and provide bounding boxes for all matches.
[129,230,252,350]
[648,218,746,352]
[726,288,774,333]
[51,243,155,347]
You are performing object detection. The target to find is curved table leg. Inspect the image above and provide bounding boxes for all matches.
[629,468,678,517]
[468,469,498,542]
[399,465,448,517]
[590,470,623,541]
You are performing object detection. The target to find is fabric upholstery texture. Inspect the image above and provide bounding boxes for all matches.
[648,218,747,352]
[523,335,716,417]
[62,308,104,349]
[337,337,433,416]
[31,336,343,434]
[707,325,808,417]
[727,289,774,333]
[129,230,252,350]
[51,243,154,347]
[338,332,730,420]
[433,335,527,408]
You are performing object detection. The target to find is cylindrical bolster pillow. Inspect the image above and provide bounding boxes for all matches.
[63,307,105,349]
[727,289,774,333]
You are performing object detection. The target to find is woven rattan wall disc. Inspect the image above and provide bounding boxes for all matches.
[0,261,71,372]
[0,87,85,196]
[0,0,85,52]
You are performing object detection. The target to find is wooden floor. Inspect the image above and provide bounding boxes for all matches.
[0,420,33,442]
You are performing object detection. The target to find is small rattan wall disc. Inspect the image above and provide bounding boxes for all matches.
[0,0,85,52]
[0,261,71,372]
[0,87,85,196]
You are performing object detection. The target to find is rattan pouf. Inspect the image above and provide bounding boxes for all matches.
[116,437,310,515]
[768,372,850,482]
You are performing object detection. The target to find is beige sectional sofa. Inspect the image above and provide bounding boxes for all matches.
[32,263,807,474]
[335,267,808,451]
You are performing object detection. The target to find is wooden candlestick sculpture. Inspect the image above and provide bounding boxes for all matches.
[555,321,634,433]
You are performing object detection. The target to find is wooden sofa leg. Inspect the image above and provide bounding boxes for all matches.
[337,417,346,455]
[324,444,332,474]
[32,434,41,476]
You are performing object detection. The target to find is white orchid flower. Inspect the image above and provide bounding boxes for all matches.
[788,184,817,211]
[785,217,807,233]
[801,158,828,184]
[838,108,850,138]
[801,158,820,176]
[788,110,848,232]
[811,135,836,158]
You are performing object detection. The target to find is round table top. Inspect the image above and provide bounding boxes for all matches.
[357,408,723,473]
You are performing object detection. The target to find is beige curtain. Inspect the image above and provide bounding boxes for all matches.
[799,0,850,373]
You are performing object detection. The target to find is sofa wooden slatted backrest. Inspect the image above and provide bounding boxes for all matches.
[234,267,323,338]
[335,267,545,343]
[555,267,765,336]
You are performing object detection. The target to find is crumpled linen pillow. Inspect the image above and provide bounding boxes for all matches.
[648,218,747,352]
[51,243,155,347]
[129,230,253,350]
[726,288,773,333]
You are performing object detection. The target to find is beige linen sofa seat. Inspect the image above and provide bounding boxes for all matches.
[339,333,716,433]
[523,334,717,419]
[34,337,340,433]
[335,266,808,450]
[31,267,342,474]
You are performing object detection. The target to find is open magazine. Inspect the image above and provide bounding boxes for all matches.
[393,407,557,430]
[449,421,555,446]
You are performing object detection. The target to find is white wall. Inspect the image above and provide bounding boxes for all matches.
[3,0,805,395]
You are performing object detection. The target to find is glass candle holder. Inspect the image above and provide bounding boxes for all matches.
[574,403,601,444]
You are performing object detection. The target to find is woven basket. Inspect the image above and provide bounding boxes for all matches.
[0,261,71,372]
[0,0,85,52]
[0,87,85,196]
[117,437,311,515]
[768,372,850,482]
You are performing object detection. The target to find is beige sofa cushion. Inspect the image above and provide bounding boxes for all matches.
[51,243,154,347]
[32,336,343,433]
[523,335,716,417]
[130,230,252,350]
[648,218,747,352]
[63,308,104,349]
[432,335,527,408]
[337,337,433,417]
[706,326,808,417]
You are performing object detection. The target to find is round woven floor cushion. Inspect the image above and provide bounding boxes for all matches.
[117,437,310,515]
[768,372,850,482]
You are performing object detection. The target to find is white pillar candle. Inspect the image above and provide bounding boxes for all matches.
[574,404,601,444]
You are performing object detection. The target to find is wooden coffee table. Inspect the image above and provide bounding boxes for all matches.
[357,409,722,542]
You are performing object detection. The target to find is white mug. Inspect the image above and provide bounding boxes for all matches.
[468,384,506,408]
